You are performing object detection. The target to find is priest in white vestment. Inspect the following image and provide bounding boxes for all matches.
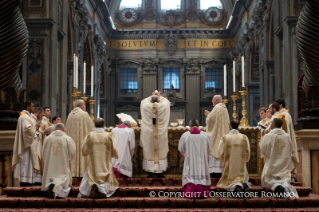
[217,119,251,193]
[42,123,75,198]
[12,102,42,186]
[112,120,135,178]
[41,107,52,130]
[260,118,299,198]
[52,116,62,125]
[29,107,45,178]
[78,118,119,198]
[274,98,299,181]
[178,119,211,199]
[66,99,93,177]
[257,107,269,132]
[140,91,170,178]
[263,102,287,136]
[205,95,230,178]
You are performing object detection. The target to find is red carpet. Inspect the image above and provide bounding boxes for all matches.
[0,178,316,210]
[0,208,319,212]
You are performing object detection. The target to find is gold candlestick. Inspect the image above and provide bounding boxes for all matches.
[223,95,229,105]
[239,87,250,127]
[71,87,81,109]
[81,93,89,102]
[230,92,238,119]
[89,96,96,121]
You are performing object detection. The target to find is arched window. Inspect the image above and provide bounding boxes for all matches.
[119,0,142,10]
[161,0,181,11]
[200,0,223,10]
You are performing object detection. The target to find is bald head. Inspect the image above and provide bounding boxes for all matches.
[212,95,223,106]
[95,118,105,128]
[151,95,159,103]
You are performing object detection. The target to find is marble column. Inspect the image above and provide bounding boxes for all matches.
[93,35,106,119]
[142,73,157,98]
[185,65,200,124]
[264,61,274,103]
[285,16,299,122]
[106,68,116,127]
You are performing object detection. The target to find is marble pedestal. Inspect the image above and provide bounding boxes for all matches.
[296,129,319,188]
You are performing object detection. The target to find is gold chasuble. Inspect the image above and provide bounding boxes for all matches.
[66,107,93,177]
[41,117,52,130]
[217,132,250,189]
[275,114,287,132]
[206,103,230,158]
[264,112,287,136]
[82,131,119,192]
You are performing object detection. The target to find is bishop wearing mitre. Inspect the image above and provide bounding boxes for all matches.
[78,118,119,198]
[66,99,93,177]
[140,90,170,178]
[42,123,75,198]
[205,95,230,178]
[12,102,41,186]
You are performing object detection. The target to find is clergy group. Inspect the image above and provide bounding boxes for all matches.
[12,91,299,199]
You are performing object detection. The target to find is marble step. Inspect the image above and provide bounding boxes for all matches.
[3,185,312,197]
[0,195,318,208]
[71,177,303,187]
[0,208,318,212]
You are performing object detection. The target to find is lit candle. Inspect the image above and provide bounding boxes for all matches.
[241,55,245,88]
[73,54,75,87]
[224,64,227,96]
[233,60,236,92]
[83,61,86,94]
[91,65,94,97]
[75,56,78,88]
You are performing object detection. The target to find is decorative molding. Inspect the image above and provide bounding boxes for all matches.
[157,10,186,27]
[116,9,143,26]
[274,26,283,40]
[184,59,201,73]
[23,0,47,18]
[199,8,226,26]
[165,31,178,56]
[142,58,157,73]
[93,34,106,93]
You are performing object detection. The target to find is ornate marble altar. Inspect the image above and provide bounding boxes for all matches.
[106,126,262,177]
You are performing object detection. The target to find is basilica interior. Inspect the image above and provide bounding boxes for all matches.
[1,0,319,211]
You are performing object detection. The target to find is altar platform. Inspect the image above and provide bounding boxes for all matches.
[105,126,262,177]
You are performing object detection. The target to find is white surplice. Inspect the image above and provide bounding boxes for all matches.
[13,110,42,184]
[112,127,135,177]
[178,131,211,187]
[41,130,76,198]
[140,96,170,173]
[260,128,299,198]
